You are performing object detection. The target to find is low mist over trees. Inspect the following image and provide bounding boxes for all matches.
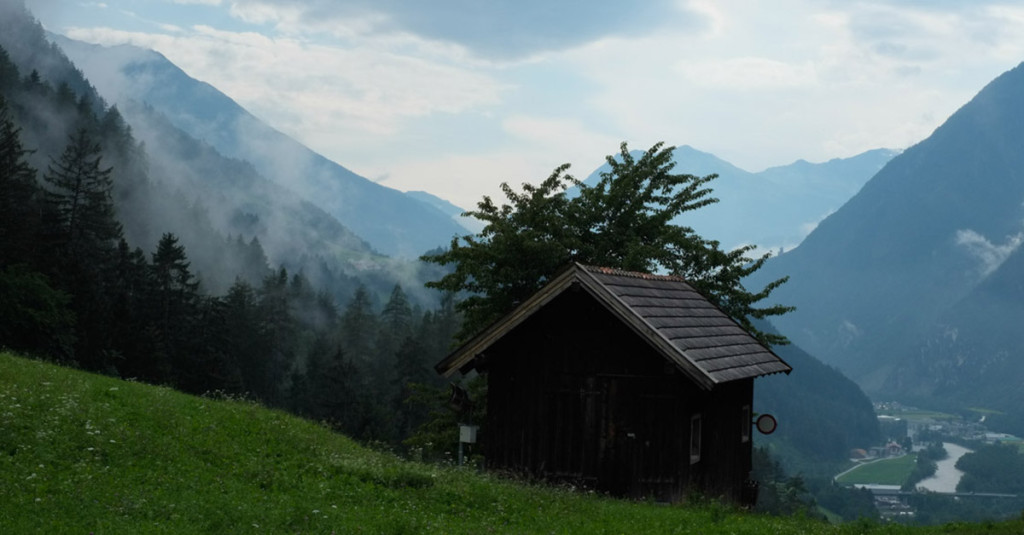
[0,42,455,446]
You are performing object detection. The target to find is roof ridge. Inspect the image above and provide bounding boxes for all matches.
[579,264,689,282]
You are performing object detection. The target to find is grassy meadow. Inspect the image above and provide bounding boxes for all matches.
[3,351,1024,534]
[835,455,918,487]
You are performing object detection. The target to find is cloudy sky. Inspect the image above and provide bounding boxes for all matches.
[27,0,1024,209]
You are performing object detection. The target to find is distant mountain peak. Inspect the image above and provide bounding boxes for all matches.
[581,144,894,253]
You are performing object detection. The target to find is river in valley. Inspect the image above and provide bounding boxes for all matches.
[916,442,973,493]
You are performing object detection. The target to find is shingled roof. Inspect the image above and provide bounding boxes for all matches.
[435,263,791,389]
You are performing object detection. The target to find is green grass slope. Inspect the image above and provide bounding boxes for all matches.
[836,456,918,487]
[2,351,1022,534]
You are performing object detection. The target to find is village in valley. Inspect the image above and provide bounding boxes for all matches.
[835,402,1024,520]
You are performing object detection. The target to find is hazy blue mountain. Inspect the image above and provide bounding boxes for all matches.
[405,190,483,234]
[748,62,1024,433]
[582,145,896,253]
[53,35,468,259]
[115,100,428,294]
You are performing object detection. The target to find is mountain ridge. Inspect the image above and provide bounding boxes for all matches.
[53,34,470,259]
[747,61,1024,432]
[581,144,897,253]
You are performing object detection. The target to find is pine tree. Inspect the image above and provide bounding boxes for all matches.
[381,285,413,334]
[109,238,153,378]
[23,69,49,97]
[38,128,125,370]
[241,235,270,284]
[41,128,123,272]
[147,232,203,389]
[0,95,41,268]
[150,232,200,320]
[376,284,413,376]
[220,278,265,396]
[0,264,75,361]
[0,46,20,93]
[306,346,364,433]
[391,335,433,441]
[340,284,378,366]
[187,296,245,395]
[254,267,299,404]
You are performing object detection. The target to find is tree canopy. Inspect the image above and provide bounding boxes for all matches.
[423,142,793,346]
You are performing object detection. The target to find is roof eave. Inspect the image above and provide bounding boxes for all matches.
[434,265,581,378]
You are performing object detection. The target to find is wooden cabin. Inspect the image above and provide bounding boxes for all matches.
[435,263,791,503]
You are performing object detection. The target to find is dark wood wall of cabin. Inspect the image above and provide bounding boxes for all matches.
[479,287,754,503]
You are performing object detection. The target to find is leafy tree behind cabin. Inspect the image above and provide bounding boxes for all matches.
[410,142,794,461]
[424,141,792,346]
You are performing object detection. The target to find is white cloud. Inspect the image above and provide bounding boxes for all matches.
[502,116,620,159]
[549,0,1024,173]
[955,228,1024,278]
[63,24,507,159]
[676,57,818,90]
[370,117,621,211]
[374,151,546,212]
[47,0,1024,214]
[222,0,696,60]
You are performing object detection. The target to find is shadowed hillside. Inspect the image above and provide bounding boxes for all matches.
[748,62,1024,433]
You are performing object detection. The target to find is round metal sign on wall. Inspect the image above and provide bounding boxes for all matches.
[755,414,778,435]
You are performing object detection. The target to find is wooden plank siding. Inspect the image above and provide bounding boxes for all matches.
[480,289,755,502]
[437,263,788,503]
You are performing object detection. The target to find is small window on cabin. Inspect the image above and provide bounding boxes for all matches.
[741,405,751,443]
[690,413,702,464]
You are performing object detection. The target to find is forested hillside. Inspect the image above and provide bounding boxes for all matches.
[0,2,456,448]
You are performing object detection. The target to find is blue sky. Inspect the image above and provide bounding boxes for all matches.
[27,0,1024,209]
